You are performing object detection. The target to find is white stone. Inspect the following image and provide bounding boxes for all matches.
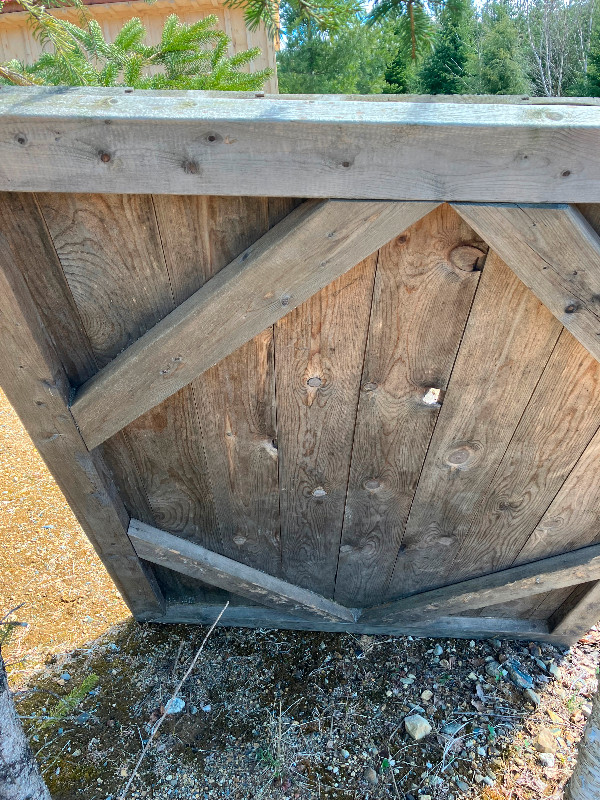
[405,714,432,741]
[421,689,434,702]
[539,752,555,768]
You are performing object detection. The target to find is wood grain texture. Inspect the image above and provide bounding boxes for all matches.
[447,331,600,584]
[361,543,600,625]
[71,199,439,448]
[3,88,600,202]
[153,194,281,574]
[453,203,600,365]
[388,252,563,599]
[0,197,164,619]
[36,193,218,553]
[128,519,358,623]
[334,205,484,608]
[275,254,378,597]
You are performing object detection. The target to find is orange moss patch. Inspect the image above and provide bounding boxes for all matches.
[0,389,129,685]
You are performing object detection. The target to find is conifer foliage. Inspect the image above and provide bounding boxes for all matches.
[0,12,272,88]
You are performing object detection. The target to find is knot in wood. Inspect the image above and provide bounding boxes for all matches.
[449,245,486,272]
[312,487,327,498]
[307,376,322,388]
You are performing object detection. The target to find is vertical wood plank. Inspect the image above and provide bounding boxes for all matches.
[153,195,282,575]
[447,331,600,583]
[334,205,484,607]
[36,192,213,546]
[388,252,564,600]
[0,193,164,619]
[275,255,378,597]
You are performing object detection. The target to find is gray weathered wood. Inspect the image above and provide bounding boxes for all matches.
[361,543,600,625]
[387,251,562,599]
[70,199,438,449]
[155,601,560,643]
[127,519,358,623]
[550,582,600,640]
[0,201,165,620]
[447,329,600,584]
[334,205,484,607]
[3,88,600,201]
[276,253,378,598]
[153,194,281,575]
[453,203,600,365]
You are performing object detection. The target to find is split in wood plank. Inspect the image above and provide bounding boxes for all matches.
[452,203,600,365]
[361,542,600,625]
[128,519,359,623]
[70,199,439,449]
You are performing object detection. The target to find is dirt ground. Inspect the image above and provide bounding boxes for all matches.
[1,387,598,800]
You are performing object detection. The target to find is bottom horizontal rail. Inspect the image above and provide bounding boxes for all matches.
[142,602,574,646]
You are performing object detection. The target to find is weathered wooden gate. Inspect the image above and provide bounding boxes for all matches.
[2,88,600,645]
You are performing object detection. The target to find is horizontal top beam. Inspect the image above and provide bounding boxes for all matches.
[2,87,600,200]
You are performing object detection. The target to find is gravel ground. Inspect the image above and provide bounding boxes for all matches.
[1,389,598,800]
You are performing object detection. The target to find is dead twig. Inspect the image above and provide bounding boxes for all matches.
[118,602,228,800]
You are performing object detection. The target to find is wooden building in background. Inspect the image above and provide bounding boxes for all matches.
[0,0,277,92]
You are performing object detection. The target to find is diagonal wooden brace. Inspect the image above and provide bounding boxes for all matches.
[452,202,600,365]
[361,542,600,625]
[70,199,440,449]
[128,519,360,624]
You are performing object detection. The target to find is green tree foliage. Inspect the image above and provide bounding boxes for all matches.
[0,13,272,88]
[586,8,600,96]
[417,0,475,93]
[277,13,397,93]
[472,4,529,94]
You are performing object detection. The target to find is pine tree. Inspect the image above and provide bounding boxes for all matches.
[418,0,475,94]
[475,4,529,94]
[586,9,600,96]
[0,14,272,89]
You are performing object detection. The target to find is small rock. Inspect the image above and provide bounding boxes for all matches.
[442,721,463,736]
[547,709,562,723]
[485,661,503,680]
[491,639,502,649]
[405,714,432,741]
[549,663,562,680]
[534,729,557,754]
[539,753,555,768]
[60,672,71,681]
[467,672,478,681]
[72,749,81,757]
[421,690,433,702]
[483,777,494,786]
[583,702,593,719]
[202,704,211,712]
[524,688,541,707]
[341,749,350,759]
[477,746,486,757]
[505,659,534,689]
[164,698,185,714]
[456,779,470,792]
[363,767,378,785]
[400,677,414,686]
[421,796,432,800]
[76,712,90,724]
[433,644,444,656]
[474,774,484,783]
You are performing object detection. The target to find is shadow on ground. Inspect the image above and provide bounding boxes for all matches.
[7,615,599,800]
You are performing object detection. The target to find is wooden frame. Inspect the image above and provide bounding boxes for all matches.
[2,88,600,645]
